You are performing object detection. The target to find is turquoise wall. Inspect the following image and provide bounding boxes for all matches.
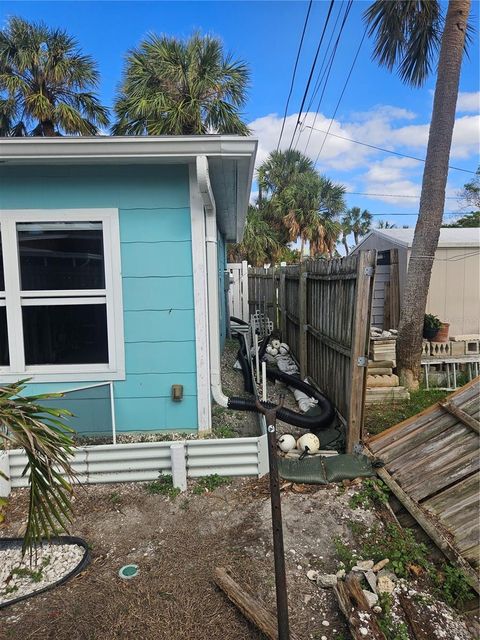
[0,164,198,433]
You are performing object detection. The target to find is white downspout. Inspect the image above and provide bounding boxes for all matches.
[196,156,229,408]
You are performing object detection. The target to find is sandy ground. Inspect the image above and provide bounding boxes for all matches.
[1,477,476,640]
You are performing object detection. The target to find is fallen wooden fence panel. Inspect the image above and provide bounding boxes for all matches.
[367,377,480,592]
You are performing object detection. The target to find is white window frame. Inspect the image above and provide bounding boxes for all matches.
[0,208,125,382]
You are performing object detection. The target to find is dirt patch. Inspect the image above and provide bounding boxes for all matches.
[1,477,476,640]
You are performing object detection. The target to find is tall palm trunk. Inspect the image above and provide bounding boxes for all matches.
[342,233,349,255]
[396,0,470,389]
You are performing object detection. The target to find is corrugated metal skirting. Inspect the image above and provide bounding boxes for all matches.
[5,435,269,490]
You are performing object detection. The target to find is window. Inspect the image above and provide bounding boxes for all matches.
[0,210,124,382]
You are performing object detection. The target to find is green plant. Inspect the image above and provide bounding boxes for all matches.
[377,593,409,640]
[109,491,122,505]
[192,474,231,495]
[0,380,76,557]
[423,314,442,331]
[333,537,358,572]
[11,566,43,582]
[349,478,389,509]
[361,523,430,578]
[212,424,235,439]
[433,564,474,608]
[145,474,180,499]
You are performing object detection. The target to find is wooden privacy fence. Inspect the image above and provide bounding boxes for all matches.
[227,261,249,322]
[248,251,376,452]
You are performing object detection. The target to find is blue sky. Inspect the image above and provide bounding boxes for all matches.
[1,0,479,229]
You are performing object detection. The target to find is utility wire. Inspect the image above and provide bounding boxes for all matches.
[346,191,458,199]
[314,25,367,164]
[369,211,463,216]
[305,125,476,174]
[276,0,313,151]
[303,0,353,155]
[288,0,336,150]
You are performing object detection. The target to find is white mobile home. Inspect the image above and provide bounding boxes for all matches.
[352,228,480,336]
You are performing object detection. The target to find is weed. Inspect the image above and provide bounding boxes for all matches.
[347,521,368,537]
[11,566,43,582]
[364,387,448,436]
[349,478,389,509]
[433,564,474,608]
[180,499,190,511]
[360,523,430,578]
[212,424,235,438]
[109,491,122,505]
[377,593,409,640]
[4,585,19,595]
[41,555,51,567]
[0,496,8,524]
[333,537,358,572]
[192,474,231,495]
[145,474,180,499]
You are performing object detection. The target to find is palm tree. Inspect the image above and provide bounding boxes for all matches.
[365,0,471,389]
[343,207,373,245]
[257,149,315,198]
[0,17,109,136]
[340,219,352,255]
[113,33,249,135]
[377,220,397,229]
[228,205,281,266]
[0,380,76,555]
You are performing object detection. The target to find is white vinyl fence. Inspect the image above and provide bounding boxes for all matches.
[1,435,269,496]
[227,261,249,322]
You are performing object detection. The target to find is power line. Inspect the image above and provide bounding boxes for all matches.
[314,25,367,164]
[302,0,353,155]
[288,0,336,150]
[276,0,313,151]
[369,211,463,216]
[346,191,458,199]
[305,125,476,174]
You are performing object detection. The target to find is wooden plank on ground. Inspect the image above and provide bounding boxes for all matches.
[213,567,301,640]
[368,377,480,450]
[373,465,480,593]
[334,574,387,640]
[440,401,480,434]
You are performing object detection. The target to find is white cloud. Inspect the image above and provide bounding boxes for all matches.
[248,105,479,206]
[456,91,480,113]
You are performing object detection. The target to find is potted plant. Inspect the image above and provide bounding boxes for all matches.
[423,314,442,340]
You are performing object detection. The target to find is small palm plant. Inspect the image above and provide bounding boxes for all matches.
[0,380,76,556]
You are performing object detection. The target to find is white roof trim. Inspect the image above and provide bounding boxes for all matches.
[0,135,258,163]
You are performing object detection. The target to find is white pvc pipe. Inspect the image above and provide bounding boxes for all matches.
[254,333,260,384]
[198,156,228,408]
[262,360,267,401]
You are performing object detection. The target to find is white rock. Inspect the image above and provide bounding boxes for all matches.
[352,560,374,571]
[306,570,319,582]
[377,575,395,594]
[321,620,330,627]
[372,606,382,614]
[359,628,368,637]
[363,590,379,608]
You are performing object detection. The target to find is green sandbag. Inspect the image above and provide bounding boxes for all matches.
[324,454,376,482]
[277,454,375,485]
[278,456,328,484]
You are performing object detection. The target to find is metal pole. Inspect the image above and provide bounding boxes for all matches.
[256,397,290,640]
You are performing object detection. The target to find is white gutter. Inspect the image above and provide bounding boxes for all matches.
[197,155,229,408]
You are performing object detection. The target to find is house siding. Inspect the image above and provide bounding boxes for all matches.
[0,164,199,433]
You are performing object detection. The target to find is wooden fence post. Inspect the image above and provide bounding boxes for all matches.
[390,249,400,330]
[347,251,376,453]
[279,270,286,339]
[299,260,308,379]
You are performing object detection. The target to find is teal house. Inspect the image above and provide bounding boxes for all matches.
[0,136,257,437]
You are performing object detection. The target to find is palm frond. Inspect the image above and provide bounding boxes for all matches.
[0,380,76,557]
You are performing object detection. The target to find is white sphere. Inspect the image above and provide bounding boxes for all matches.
[296,433,320,454]
[266,345,274,355]
[269,347,278,356]
[271,339,281,350]
[278,434,296,452]
[279,343,290,355]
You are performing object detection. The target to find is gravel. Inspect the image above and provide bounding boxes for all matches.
[0,542,85,605]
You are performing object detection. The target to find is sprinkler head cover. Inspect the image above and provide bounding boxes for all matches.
[119,564,139,580]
